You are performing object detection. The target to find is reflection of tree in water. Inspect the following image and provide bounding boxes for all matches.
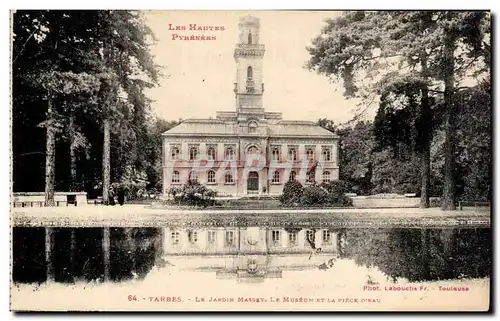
[340,228,491,282]
[104,228,162,282]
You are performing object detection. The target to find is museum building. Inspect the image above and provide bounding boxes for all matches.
[162,15,339,197]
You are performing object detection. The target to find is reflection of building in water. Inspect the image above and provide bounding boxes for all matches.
[162,227,340,281]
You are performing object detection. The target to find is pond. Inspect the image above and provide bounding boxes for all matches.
[12,226,491,285]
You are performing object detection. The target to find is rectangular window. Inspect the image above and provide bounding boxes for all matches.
[288,146,298,161]
[272,170,280,183]
[207,170,216,184]
[307,170,316,184]
[189,171,198,183]
[272,230,280,242]
[271,146,281,161]
[207,230,217,244]
[306,230,315,243]
[322,147,332,162]
[172,171,180,183]
[322,230,332,244]
[288,232,297,246]
[224,146,236,160]
[170,146,180,160]
[322,171,331,183]
[306,147,315,160]
[171,231,180,245]
[189,145,199,160]
[188,231,198,243]
[225,231,234,246]
[225,171,234,184]
[207,145,217,161]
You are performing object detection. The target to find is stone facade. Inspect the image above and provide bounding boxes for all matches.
[162,15,339,197]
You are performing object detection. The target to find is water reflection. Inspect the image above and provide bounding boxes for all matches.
[12,226,491,285]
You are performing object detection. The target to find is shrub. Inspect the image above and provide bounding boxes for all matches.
[300,185,329,205]
[279,179,353,207]
[279,179,304,205]
[321,180,353,206]
[168,181,218,207]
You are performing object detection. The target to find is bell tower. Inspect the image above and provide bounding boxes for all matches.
[234,15,265,114]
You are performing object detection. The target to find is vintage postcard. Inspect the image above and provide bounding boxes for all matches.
[9,10,491,312]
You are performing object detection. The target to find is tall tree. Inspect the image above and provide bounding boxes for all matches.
[13,11,102,204]
[307,11,490,210]
[12,10,162,204]
[431,12,490,209]
[94,10,161,203]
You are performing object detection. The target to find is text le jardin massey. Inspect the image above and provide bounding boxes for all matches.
[169,23,226,41]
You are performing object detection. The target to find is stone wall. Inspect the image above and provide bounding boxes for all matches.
[12,192,88,207]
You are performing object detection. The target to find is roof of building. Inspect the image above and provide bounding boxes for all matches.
[270,122,337,137]
[162,118,338,138]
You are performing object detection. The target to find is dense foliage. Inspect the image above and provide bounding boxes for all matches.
[308,11,490,209]
[279,179,353,207]
[318,113,491,202]
[279,180,304,205]
[167,181,218,208]
[12,10,177,201]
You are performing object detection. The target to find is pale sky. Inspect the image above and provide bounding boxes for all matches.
[145,11,374,123]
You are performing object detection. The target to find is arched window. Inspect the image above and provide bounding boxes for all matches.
[189,146,198,160]
[172,170,180,183]
[271,147,281,161]
[247,66,253,80]
[307,170,315,183]
[289,171,296,181]
[225,146,235,160]
[189,170,198,183]
[207,170,216,184]
[288,148,298,161]
[306,148,315,160]
[207,146,216,160]
[248,32,252,44]
[322,148,332,162]
[248,121,257,133]
[170,146,180,160]
[272,170,280,183]
[247,146,258,156]
[322,171,331,183]
[225,171,234,184]
[246,146,259,160]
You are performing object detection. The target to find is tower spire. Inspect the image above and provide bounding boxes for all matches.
[234,15,265,112]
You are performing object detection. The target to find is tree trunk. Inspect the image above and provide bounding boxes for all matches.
[420,145,431,208]
[45,227,54,282]
[420,229,430,280]
[440,228,455,279]
[125,228,136,275]
[419,53,431,209]
[44,96,56,207]
[102,227,110,282]
[69,115,77,192]
[70,228,76,283]
[419,86,431,209]
[441,36,457,211]
[102,119,111,204]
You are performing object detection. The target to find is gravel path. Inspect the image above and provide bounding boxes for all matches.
[11,205,491,228]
